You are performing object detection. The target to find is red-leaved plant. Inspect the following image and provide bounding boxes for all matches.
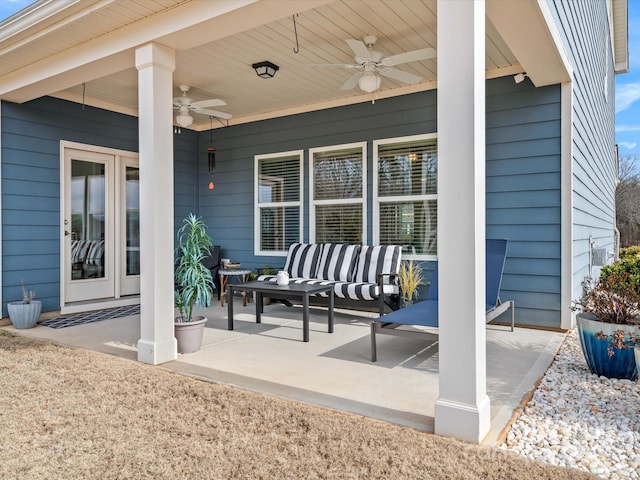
[572,273,640,356]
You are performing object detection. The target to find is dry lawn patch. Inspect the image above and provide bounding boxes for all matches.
[0,331,594,479]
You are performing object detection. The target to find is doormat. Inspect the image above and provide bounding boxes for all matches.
[41,305,140,329]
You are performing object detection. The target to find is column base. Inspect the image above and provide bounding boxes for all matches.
[137,337,177,365]
[434,395,491,443]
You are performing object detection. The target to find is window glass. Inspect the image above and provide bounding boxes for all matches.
[375,135,437,259]
[255,151,302,255]
[310,144,366,244]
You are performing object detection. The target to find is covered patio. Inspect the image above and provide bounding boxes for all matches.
[2,0,623,444]
[4,300,566,446]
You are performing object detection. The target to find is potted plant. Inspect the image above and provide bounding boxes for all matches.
[174,214,214,353]
[398,260,424,307]
[7,282,41,329]
[573,272,639,380]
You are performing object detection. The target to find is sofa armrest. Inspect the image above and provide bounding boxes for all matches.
[377,272,399,286]
[376,272,400,316]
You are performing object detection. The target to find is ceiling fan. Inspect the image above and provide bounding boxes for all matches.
[308,35,436,93]
[173,85,232,128]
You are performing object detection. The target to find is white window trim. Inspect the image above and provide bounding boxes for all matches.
[254,149,304,256]
[373,133,438,261]
[309,141,367,244]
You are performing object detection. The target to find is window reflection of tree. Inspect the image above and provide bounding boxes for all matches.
[314,156,362,200]
[313,149,363,242]
[378,141,437,256]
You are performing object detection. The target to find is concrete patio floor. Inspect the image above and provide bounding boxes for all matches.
[2,299,566,445]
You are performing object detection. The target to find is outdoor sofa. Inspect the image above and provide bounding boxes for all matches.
[257,242,403,315]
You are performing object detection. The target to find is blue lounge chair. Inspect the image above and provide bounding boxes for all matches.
[370,239,514,362]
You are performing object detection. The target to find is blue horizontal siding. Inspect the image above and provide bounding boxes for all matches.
[2,77,567,327]
[1,97,196,315]
[486,77,561,328]
[195,77,562,327]
[548,0,616,302]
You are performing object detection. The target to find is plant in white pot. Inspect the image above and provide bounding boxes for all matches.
[573,272,640,380]
[7,282,41,329]
[174,214,214,354]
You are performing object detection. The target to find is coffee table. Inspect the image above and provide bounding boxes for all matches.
[227,280,334,342]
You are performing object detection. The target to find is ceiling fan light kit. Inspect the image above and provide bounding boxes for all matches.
[176,109,194,128]
[252,61,280,79]
[358,74,381,93]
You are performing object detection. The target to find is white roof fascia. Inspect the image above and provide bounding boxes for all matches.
[611,0,629,74]
[486,0,573,87]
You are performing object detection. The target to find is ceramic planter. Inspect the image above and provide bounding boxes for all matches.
[7,300,42,329]
[576,313,638,380]
[174,316,207,354]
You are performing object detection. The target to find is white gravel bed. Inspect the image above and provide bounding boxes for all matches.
[501,329,640,479]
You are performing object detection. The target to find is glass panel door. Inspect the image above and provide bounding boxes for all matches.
[120,161,140,295]
[64,149,115,302]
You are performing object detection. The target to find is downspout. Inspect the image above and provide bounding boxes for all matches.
[560,81,574,330]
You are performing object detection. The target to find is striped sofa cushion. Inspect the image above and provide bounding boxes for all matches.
[354,245,402,285]
[284,243,322,279]
[316,243,360,282]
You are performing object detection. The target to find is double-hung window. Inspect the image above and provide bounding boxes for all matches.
[374,134,438,260]
[254,150,303,256]
[309,142,366,244]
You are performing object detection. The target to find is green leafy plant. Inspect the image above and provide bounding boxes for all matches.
[174,214,214,323]
[398,260,424,306]
[619,246,640,260]
[600,254,640,295]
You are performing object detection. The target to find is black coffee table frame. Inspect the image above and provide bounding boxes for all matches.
[227,280,334,342]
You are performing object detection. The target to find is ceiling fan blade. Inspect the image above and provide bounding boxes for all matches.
[380,48,436,67]
[193,108,232,120]
[345,39,371,61]
[341,72,364,91]
[191,98,226,109]
[378,67,422,85]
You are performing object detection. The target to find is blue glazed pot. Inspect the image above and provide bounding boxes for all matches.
[576,313,639,380]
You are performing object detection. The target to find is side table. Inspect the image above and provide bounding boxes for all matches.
[219,268,252,307]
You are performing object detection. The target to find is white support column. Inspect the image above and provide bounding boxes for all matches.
[135,42,177,365]
[434,0,489,443]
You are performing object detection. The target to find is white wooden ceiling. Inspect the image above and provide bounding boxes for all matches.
[1,0,521,130]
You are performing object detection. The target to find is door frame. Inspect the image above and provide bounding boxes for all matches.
[59,141,140,313]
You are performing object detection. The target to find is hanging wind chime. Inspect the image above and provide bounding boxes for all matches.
[208,116,216,190]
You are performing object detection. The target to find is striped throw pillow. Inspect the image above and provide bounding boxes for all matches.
[284,243,322,279]
[354,245,402,285]
[317,244,360,282]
